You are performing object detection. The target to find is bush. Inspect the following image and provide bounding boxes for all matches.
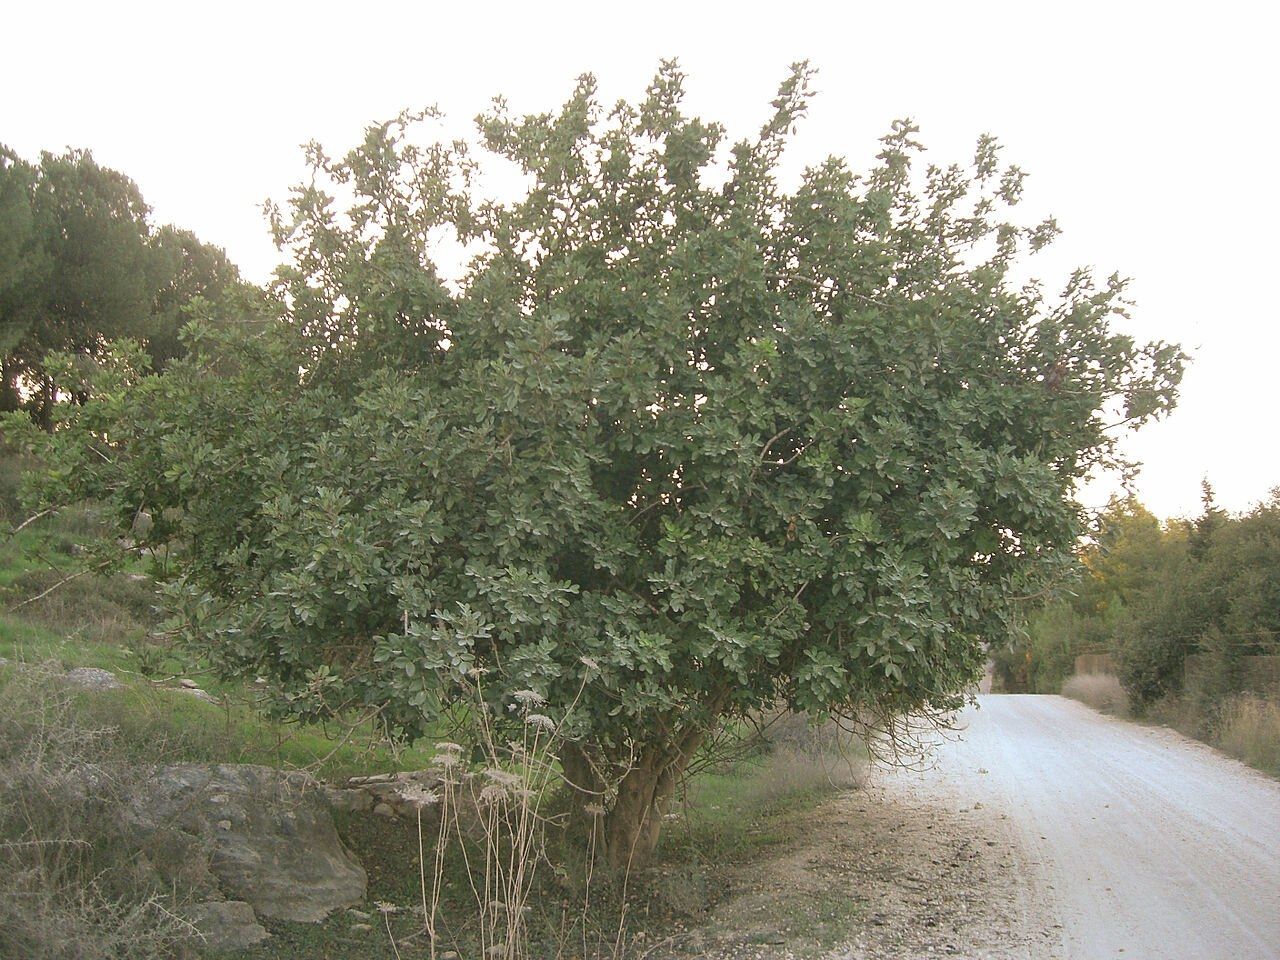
[19,63,1185,871]
[1061,673,1130,716]
[1145,694,1210,739]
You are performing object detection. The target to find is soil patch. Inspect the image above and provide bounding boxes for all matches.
[655,764,1058,960]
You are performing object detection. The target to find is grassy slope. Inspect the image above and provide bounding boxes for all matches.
[1,495,444,778]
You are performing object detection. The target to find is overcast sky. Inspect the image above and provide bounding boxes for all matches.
[5,1,1276,520]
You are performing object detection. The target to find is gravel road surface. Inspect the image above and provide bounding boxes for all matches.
[894,695,1280,960]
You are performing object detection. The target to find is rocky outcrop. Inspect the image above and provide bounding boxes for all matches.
[325,770,443,821]
[169,677,218,703]
[129,764,367,931]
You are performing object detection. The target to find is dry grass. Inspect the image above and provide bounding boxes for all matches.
[0,665,195,960]
[752,713,869,799]
[1215,694,1280,776]
[1061,673,1131,717]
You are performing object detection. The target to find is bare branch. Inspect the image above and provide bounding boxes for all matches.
[7,559,112,611]
[9,508,53,537]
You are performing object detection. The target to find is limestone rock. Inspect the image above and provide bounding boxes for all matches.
[170,684,218,703]
[185,900,269,951]
[332,770,443,821]
[132,764,367,922]
[62,666,124,690]
[324,784,374,813]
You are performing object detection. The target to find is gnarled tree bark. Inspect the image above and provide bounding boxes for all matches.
[560,724,707,872]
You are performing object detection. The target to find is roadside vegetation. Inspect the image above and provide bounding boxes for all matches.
[996,485,1280,776]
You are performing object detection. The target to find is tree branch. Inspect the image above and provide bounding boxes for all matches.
[7,559,113,611]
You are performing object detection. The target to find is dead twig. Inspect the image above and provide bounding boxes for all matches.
[7,559,113,611]
[8,508,54,538]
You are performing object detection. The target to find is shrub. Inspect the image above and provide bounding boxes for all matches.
[16,62,1185,870]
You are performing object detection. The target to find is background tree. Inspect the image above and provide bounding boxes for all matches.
[0,146,247,425]
[1001,483,1280,713]
[0,147,49,413]
[25,149,156,426]
[10,63,1185,868]
[145,225,246,371]
[1116,489,1280,709]
[992,497,1186,694]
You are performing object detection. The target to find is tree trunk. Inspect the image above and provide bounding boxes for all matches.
[36,375,55,432]
[600,753,681,871]
[561,730,705,873]
[0,359,19,414]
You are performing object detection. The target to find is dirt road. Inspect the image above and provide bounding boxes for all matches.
[677,695,1279,959]
[889,695,1280,960]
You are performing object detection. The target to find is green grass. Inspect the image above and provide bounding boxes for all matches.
[663,759,822,863]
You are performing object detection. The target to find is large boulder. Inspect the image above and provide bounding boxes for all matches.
[130,764,367,923]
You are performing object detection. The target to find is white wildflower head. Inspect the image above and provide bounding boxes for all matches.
[512,689,547,707]
[435,742,464,754]
[579,656,599,670]
[583,803,606,818]
[483,768,523,788]
[400,784,439,805]
[478,783,508,804]
[525,713,556,732]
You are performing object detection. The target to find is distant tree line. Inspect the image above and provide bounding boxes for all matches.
[0,145,250,427]
[996,482,1280,711]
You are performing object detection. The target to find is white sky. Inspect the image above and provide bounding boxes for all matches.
[5,0,1277,520]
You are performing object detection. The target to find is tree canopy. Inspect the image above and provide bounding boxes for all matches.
[9,63,1185,866]
[0,146,246,423]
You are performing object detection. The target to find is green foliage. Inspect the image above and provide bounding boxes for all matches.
[13,63,1184,860]
[143,224,247,371]
[1117,491,1280,709]
[0,145,251,424]
[1012,488,1280,713]
[1018,602,1097,693]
